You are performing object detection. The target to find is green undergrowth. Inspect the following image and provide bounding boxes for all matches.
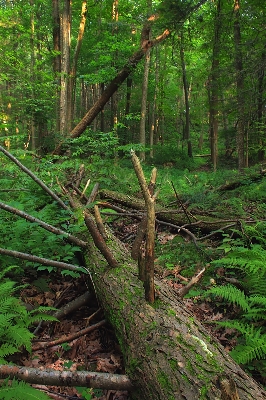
[2,151,266,391]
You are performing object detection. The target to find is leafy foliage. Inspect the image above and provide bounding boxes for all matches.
[0,378,50,400]
[206,225,266,373]
[0,267,57,364]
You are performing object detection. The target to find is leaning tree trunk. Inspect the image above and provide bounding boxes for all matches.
[85,229,266,399]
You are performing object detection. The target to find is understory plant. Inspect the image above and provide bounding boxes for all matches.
[206,222,266,379]
[0,266,56,399]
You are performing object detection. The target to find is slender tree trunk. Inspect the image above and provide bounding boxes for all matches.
[52,0,61,135]
[180,29,192,157]
[60,0,71,136]
[111,0,119,135]
[69,0,87,130]
[139,46,151,161]
[149,46,159,157]
[139,3,152,161]
[257,45,266,162]
[233,0,246,170]
[209,0,222,171]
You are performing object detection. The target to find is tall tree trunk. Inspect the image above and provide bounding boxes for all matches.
[139,3,152,161]
[69,0,87,130]
[233,0,246,170]
[180,29,192,157]
[209,0,222,171]
[149,46,159,157]
[52,0,61,135]
[257,45,266,162]
[111,0,119,135]
[59,0,71,136]
[139,46,151,161]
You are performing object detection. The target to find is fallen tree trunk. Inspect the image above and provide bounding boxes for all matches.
[85,231,266,399]
[99,189,240,233]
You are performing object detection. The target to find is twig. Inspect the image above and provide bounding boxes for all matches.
[0,201,87,248]
[32,316,104,351]
[80,178,90,200]
[178,268,206,298]
[0,247,85,272]
[0,146,69,211]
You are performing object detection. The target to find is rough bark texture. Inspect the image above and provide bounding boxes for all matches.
[85,232,266,399]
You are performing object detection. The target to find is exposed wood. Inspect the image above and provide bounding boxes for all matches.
[131,151,156,303]
[0,365,133,391]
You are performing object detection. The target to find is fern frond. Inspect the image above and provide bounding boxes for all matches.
[0,343,19,359]
[231,337,266,364]
[0,281,16,299]
[249,295,266,306]
[7,326,34,353]
[0,378,50,400]
[206,285,250,312]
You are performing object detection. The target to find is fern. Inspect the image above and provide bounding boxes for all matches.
[0,378,50,400]
[214,321,266,364]
[0,268,58,399]
[210,230,266,376]
[206,285,250,312]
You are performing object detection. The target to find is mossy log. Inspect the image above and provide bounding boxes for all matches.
[99,189,237,233]
[85,234,266,400]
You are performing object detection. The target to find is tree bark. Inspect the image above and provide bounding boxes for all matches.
[0,365,132,391]
[209,0,222,171]
[180,29,192,158]
[83,227,266,399]
[233,0,246,170]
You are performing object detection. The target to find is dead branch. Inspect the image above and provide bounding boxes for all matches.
[32,317,105,351]
[131,151,156,303]
[84,212,118,268]
[0,201,87,248]
[0,365,133,391]
[94,205,107,239]
[178,268,206,298]
[0,146,69,211]
[0,247,84,272]
[86,182,100,205]
[35,291,93,332]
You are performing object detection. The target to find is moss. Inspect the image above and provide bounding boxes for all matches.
[167,308,176,317]
[199,385,209,399]
[157,371,171,389]
[169,359,178,371]
[152,298,163,309]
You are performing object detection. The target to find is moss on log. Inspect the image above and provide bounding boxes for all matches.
[85,234,266,400]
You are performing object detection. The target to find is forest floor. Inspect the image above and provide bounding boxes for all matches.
[17,220,239,400]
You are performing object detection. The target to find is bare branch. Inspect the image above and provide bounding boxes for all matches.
[0,201,87,248]
[0,146,69,211]
[0,364,133,390]
[0,247,84,272]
